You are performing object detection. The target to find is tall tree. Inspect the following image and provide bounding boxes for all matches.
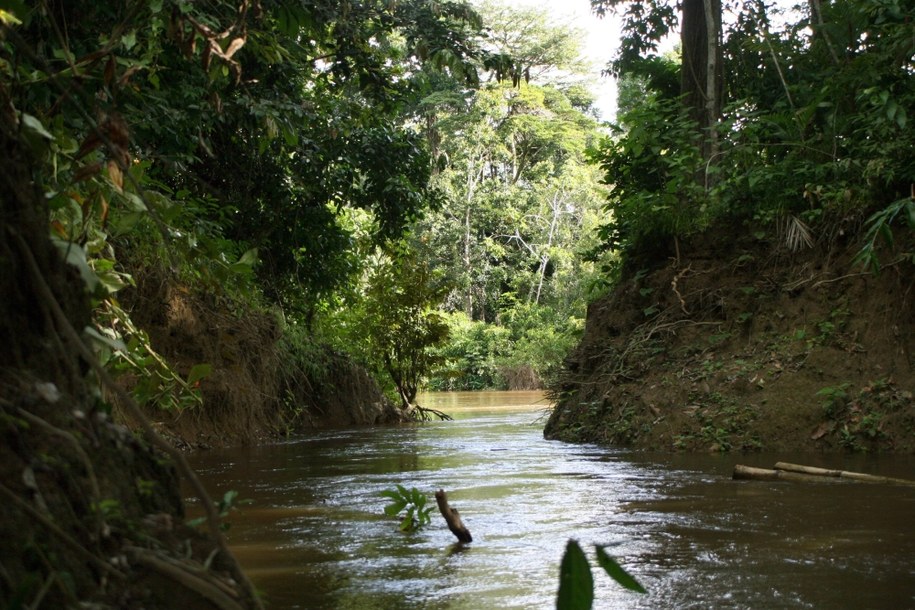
[592,0,722,168]
[680,0,722,166]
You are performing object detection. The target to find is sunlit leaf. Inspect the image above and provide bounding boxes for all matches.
[21,113,53,140]
[84,325,127,354]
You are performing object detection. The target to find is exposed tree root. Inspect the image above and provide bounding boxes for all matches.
[14,230,263,610]
[127,547,245,610]
[412,403,453,421]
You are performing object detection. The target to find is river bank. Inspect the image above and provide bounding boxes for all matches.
[546,229,915,453]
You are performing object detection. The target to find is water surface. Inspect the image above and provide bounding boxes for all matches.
[187,391,915,609]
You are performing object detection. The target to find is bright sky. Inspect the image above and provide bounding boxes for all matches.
[496,0,623,121]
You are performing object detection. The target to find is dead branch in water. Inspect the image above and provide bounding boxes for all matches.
[733,463,915,487]
[435,489,472,543]
[413,403,453,421]
[773,462,915,486]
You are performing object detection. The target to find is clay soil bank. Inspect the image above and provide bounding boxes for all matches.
[546,230,915,453]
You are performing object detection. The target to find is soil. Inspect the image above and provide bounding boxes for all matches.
[117,266,403,448]
[1,107,259,608]
[545,227,915,453]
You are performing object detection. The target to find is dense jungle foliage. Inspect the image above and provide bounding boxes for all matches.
[591,0,913,270]
[543,0,915,453]
[2,0,912,419]
[0,0,610,416]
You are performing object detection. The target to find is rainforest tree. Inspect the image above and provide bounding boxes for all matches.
[589,0,914,268]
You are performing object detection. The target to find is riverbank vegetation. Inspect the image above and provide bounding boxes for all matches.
[0,1,583,606]
[545,0,915,452]
[2,0,608,448]
[2,0,913,606]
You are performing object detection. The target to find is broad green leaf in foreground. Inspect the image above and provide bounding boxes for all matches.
[556,539,594,610]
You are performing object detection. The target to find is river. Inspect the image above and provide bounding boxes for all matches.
[187,391,915,609]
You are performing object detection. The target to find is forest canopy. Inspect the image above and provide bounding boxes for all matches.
[2,0,912,414]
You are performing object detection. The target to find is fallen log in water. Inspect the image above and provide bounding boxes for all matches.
[732,464,847,484]
[733,463,915,487]
[435,489,472,543]
[774,462,915,487]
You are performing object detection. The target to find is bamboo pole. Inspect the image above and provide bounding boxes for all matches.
[435,489,472,543]
[732,464,847,484]
[733,463,915,487]
[774,462,915,487]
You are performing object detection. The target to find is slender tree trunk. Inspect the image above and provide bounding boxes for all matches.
[680,0,722,183]
[533,190,564,305]
[462,154,484,318]
[463,203,473,317]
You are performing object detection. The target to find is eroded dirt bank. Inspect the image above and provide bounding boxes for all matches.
[1,108,260,608]
[546,230,915,452]
[116,267,404,448]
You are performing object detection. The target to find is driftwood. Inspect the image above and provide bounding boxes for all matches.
[774,462,915,487]
[733,464,845,484]
[435,489,472,543]
[733,463,915,487]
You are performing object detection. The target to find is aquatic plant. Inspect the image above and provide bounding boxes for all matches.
[381,485,434,533]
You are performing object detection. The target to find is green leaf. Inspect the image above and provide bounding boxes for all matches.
[595,546,646,594]
[384,499,407,516]
[21,113,53,140]
[399,514,414,532]
[112,211,145,236]
[229,248,259,275]
[96,269,129,294]
[84,326,128,354]
[122,30,137,51]
[187,363,212,385]
[236,248,258,267]
[52,239,98,292]
[0,7,23,26]
[123,192,148,212]
[557,540,593,610]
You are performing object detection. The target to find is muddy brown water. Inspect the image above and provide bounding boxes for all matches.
[186,391,915,609]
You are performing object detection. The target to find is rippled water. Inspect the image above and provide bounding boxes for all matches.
[187,391,915,609]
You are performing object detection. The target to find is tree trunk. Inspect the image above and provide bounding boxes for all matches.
[680,0,722,180]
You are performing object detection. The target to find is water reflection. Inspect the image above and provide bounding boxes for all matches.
[187,391,915,609]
